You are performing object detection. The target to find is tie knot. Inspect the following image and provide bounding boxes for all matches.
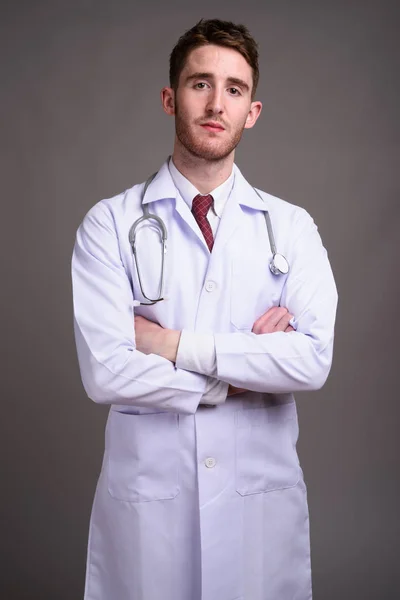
[192,194,214,219]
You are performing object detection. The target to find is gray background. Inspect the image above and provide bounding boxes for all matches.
[1,0,399,598]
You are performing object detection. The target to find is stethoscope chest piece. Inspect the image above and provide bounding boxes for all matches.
[270,253,289,276]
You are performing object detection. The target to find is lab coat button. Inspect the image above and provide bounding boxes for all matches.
[205,280,216,292]
[205,457,217,468]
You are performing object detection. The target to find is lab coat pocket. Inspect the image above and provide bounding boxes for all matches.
[230,255,283,331]
[107,410,180,502]
[235,403,300,495]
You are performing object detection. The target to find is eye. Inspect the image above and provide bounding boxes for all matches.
[194,82,208,89]
[229,87,241,96]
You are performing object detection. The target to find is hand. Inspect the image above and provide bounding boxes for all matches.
[134,315,180,362]
[227,384,246,396]
[252,306,294,334]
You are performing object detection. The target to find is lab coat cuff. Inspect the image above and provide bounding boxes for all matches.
[199,378,229,406]
[175,330,217,376]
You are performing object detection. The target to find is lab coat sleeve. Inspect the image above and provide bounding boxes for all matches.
[176,333,229,404]
[179,210,338,393]
[71,201,208,414]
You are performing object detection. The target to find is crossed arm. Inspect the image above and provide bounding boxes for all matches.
[73,203,337,411]
[134,306,295,395]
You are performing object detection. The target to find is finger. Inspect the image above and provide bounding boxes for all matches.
[134,315,151,326]
[252,306,281,325]
[272,312,294,333]
[252,306,284,333]
[284,325,295,333]
[252,307,288,334]
[257,311,294,334]
[134,315,147,331]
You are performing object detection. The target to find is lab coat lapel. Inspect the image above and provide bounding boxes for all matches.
[145,159,269,254]
[212,167,268,255]
[174,193,210,249]
[212,192,243,255]
[233,165,271,212]
[143,160,209,250]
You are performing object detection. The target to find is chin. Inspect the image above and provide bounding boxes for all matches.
[193,149,232,162]
[191,140,234,161]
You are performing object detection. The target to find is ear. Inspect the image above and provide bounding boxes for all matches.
[161,87,175,116]
[244,101,262,129]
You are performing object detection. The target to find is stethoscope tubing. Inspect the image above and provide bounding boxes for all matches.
[129,172,290,305]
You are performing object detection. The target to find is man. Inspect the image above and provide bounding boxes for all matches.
[72,18,337,600]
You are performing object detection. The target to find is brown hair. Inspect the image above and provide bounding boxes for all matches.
[169,19,259,100]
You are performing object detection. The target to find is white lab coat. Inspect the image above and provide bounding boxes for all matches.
[72,159,337,600]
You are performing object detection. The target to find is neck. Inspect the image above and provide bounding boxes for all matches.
[171,140,234,194]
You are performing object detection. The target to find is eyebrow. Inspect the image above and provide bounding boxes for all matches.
[185,72,250,92]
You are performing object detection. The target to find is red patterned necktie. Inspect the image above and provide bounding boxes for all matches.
[191,194,214,252]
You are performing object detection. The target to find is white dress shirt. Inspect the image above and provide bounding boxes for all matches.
[168,157,233,405]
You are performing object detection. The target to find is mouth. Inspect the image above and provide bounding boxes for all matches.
[200,121,225,133]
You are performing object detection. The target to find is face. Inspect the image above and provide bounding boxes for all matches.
[162,44,262,162]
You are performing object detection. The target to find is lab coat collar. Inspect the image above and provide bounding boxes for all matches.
[232,164,269,212]
[141,160,177,205]
[168,157,234,219]
[141,159,270,213]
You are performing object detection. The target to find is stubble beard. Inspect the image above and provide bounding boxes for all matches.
[174,103,246,163]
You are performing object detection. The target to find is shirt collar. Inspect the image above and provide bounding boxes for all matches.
[140,158,270,214]
[168,156,235,218]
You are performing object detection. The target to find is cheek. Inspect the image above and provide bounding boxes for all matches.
[234,108,251,130]
[175,100,191,122]
[180,91,207,115]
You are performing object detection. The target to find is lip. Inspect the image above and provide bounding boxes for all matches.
[200,121,225,132]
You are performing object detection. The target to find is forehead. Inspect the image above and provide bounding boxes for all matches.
[180,44,252,83]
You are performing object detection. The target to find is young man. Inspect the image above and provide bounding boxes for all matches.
[72,18,337,600]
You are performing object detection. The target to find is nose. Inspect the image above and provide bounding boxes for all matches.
[205,87,224,115]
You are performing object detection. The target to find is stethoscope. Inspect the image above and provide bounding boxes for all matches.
[129,172,290,306]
